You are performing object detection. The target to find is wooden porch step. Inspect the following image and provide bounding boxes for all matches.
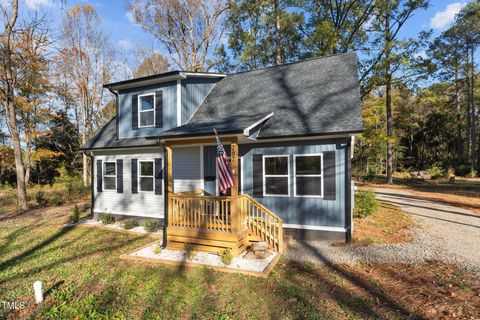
[167,227,247,241]
[166,227,251,256]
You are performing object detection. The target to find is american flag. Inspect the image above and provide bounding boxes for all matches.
[214,129,234,194]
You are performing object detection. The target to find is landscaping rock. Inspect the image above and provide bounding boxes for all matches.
[245,249,272,260]
[252,241,268,254]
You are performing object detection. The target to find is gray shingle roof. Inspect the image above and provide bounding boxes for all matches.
[161,52,363,139]
[81,118,158,150]
[83,52,362,150]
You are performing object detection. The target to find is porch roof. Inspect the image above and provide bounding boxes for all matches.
[158,112,273,138]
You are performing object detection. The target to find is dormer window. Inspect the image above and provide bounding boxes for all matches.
[138,93,155,128]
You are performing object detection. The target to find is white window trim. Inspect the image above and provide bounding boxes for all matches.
[138,93,156,128]
[138,160,155,193]
[263,154,290,197]
[103,161,116,191]
[293,153,324,198]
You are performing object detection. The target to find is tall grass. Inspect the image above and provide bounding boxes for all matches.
[0,176,90,212]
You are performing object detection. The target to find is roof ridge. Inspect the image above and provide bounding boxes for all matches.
[225,51,357,77]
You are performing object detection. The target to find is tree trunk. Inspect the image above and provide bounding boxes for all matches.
[470,44,476,168]
[1,0,26,210]
[5,98,28,210]
[454,67,463,163]
[274,0,282,65]
[385,2,393,184]
[465,53,471,167]
[82,128,88,186]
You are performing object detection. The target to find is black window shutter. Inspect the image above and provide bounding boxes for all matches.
[155,158,163,195]
[155,91,163,128]
[116,159,123,193]
[132,94,138,130]
[131,159,138,194]
[323,151,336,200]
[252,154,263,197]
[96,160,103,192]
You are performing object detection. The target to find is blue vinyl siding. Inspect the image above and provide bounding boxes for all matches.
[181,77,219,124]
[118,82,177,139]
[117,77,220,138]
[240,139,348,228]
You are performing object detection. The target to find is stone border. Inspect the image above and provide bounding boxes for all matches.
[68,220,163,239]
[119,241,282,278]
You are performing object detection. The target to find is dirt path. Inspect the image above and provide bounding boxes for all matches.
[285,188,480,274]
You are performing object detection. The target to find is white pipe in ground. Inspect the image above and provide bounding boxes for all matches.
[33,281,43,304]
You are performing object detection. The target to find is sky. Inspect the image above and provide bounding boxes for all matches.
[14,0,475,78]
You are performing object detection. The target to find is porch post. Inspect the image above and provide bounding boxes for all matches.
[230,139,240,233]
[166,145,173,229]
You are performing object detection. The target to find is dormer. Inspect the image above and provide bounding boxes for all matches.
[104,71,226,140]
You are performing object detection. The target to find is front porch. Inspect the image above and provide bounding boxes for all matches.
[164,137,284,255]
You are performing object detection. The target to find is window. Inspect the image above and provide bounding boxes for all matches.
[103,162,116,190]
[139,161,154,192]
[294,154,323,197]
[138,93,155,127]
[263,155,289,196]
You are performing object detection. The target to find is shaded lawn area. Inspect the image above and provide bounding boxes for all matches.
[352,203,415,245]
[1,205,479,319]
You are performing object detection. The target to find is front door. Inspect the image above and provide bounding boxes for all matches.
[203,145,239,196]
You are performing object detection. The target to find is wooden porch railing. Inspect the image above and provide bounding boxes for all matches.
[169,194,232,232]
[168,193,284,253]
[239,194,284,253]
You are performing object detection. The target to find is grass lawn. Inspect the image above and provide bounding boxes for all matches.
[1,203,479,319]
[352,203,415,245]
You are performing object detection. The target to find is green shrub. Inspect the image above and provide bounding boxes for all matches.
[220,248,233,265]
[0,189,16,207]
[35,189,48,207]
[122,219,139,230]
[0,182,13,190]
[49,194,65,206]
[469,169,478,178]
[426,164,445,179]
[354,189,378,218]
[153,242,162,254]
[185,243,196,260]
[456,165,470,176]
[101,213,115,225]
[364,166,377,182]
[70,205,80,223]
[144,219,159,232]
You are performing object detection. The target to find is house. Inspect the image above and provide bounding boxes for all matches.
[81,52,363,255]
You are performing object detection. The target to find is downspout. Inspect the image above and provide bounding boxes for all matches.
[161,142,168,249]
[107,86,120,140]
[345,135,353,243]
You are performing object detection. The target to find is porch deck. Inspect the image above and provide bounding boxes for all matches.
[164,137,284,255]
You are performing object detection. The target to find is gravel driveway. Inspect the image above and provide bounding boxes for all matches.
[285,188,480,274]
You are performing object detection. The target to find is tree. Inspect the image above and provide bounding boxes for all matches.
[128,0,227,71]
[429,30,464,163]
[304,0,375,56]
[134,51,170,78]
[450,2,480,169]
[0,1,50,209]
[56,5,114,187]
[31,111,81,183]
[225,0,304,70]
[363,0,429,184]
